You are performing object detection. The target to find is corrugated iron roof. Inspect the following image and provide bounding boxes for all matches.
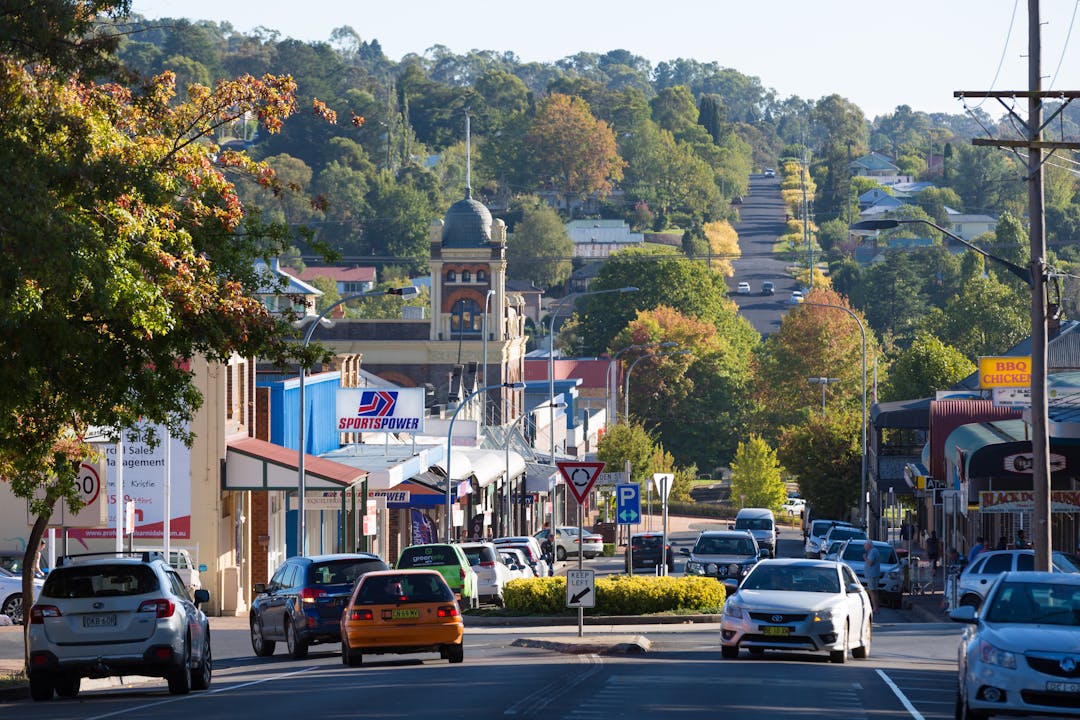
[929,399,1022,481]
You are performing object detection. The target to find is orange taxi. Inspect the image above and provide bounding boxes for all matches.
[340,569,464,666]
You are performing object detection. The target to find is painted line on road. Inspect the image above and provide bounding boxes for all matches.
[503,654,603,716]
[876,668,925,720]
[83,666,317,720]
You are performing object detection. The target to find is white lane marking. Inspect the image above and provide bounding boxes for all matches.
[503,654,603,715]
[83,666,317,720]
[876,668,926,720]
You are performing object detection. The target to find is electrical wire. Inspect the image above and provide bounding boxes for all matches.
[1049,0,1080,91]
[968,0,1023,112]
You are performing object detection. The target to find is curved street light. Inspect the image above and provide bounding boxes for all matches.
[606,341,677,425]
[504,401,564,537]
[295,285,418,556]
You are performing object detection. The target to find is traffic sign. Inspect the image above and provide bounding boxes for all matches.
[616,483,640,525]
[557,461,606,504]
[652,473,674,502]
[565,569,595,608]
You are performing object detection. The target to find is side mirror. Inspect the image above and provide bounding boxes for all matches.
[949,605,978,624]
[253,583,267,594]
[679,548,691,556]
[193,589,210,605]
[846,582,862,594]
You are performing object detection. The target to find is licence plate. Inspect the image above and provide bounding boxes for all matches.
[762,626,790,637]
[391,608,419,619]
[83,614,117,628]
[1047,681,1080,693]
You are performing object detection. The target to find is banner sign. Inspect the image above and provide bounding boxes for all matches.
[979,490,1080,513]
[978,356,1031,389]
[336,387,426,433]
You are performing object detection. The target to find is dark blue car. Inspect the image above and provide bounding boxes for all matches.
[249,553,387,659]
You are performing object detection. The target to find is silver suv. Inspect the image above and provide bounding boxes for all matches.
[27,551,212,701]
[681,530,767,583]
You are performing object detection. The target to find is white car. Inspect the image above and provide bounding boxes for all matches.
[0,565,44,624]
[951,571,1080,718]
[818,525,867,559]
[804,519,854,558]
[780,497,806,516]
[534,527,603,561]
[949,549,1080,610]
[837,539,903,608]
[498,548,535,580]
[493,536,550,577]
[458,542,512,607]
[736,282,751,295]
[721,558,873,662]
[789,290,805,305]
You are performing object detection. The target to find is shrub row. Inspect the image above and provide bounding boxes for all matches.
[504,574,726,615]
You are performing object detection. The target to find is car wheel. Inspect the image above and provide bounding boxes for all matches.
[747,647,764,656]
[2,593,24,624]
[955,686,988,720]
[54,673,80,699]
[250,617,276,657]
[852,621,871,659]
[721,645,739,659]
[447,643,464,664]
[585,554,596,560]
[829,622,849,664]
[29,673,53,702]
[190,638,212,691]
[167,641,192,695]
[556,547,567,561]
[286,619,309,660]
[960,594,982,609]
[342,641,362,668]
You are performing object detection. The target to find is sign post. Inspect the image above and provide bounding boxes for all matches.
[653,473,673,576]
[557,460,605,636]
[616,483,640,575]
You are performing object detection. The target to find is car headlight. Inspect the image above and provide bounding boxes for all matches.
[978,640,1017,669]
[706,563,719,574]
[724,601,744,619]
[812,609,836,623]
[686,561,703,575]
[887,571,899,579]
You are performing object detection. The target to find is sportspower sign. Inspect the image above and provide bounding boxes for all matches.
[336,387,426,433]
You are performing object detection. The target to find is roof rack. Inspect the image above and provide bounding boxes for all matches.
[56,551,165,567]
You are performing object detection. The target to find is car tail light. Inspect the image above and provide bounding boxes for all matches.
[300,587,327,604]
[137,599,176,618]
[437,605,459,618]
[460,567,466,582]
[573,539,581,544]
[152,647,174,660]
[30,605,61,624]
[349,608,373,621]
[479,561,495,568]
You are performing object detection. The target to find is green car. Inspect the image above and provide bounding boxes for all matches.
[395,544,479,609]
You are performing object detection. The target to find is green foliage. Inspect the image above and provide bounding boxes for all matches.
[778,411,862,521]
[506,200,573,289]
[597,423,661,486]
[729,436,787,512]
[882,333,976,401]
[503,575,726,615]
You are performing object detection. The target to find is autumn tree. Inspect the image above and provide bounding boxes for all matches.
[729,436,787,512]
[700,220,741,276]
[526,93,625,207]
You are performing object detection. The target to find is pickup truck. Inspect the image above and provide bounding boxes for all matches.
[135,546,203,593]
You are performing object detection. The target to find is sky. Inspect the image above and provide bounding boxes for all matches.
[129,0,1080,121]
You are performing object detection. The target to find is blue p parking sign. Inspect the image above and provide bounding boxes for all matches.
[616,483,640,525]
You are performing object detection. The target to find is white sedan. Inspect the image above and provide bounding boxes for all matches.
[736,282,751,295]
[0,566,44,624]
[952,571,1080,719]
[720,558,873,663]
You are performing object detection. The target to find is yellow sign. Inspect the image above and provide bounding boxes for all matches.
[978,356,1031,389]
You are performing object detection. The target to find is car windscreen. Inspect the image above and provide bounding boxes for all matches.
[397,547,457,568]
[633,536,662,548]
[828,528,864,542]
[742,565,840,593]
[695,537,754,556]
[462,546,497,565]
[983,581,1080,625]
[355,573,454,604]
[841,544,865,561]
[734,518,772,531]
[310,558,388,586]
[43,564,159,598]
[1052,552,1080,573]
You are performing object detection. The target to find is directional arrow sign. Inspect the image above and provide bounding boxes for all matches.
[615,483,640,526]
[557,461,606,505]
[566,569,595,608]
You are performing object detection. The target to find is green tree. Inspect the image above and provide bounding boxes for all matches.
[506,201,573,289]
[779,412,862,522]
[920,275,1029,359]
[729,436,787,512]
[364,170,437,273]
[309,276,342,313]
[596,423,661,488]
[882,333,976,401]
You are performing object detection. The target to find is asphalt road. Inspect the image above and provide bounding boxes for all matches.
[728,173,801,336]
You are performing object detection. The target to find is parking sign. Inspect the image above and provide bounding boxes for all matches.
[616,483,640,525]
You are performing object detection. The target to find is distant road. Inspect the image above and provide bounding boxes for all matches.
[728,173,797,336]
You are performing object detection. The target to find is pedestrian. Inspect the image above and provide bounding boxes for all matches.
[1015,528,1028,549]
[967,536,985,565]
[863,539,881,613]
[926,530,941,572]
[995,535,1008,551]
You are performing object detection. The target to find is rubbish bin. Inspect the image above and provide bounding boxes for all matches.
[594,522,616,544]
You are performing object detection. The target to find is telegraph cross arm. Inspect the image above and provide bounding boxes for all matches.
[557,461,606,505]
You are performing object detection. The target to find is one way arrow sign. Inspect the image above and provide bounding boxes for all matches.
[566,569,595,608]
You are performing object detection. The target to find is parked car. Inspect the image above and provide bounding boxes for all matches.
[0,548,46,579]
[534,527,603,561]
[498,548,535,580]
[821,540,845,562]
[780,497,806,516]
[837,539,903,609]
[681,530,766,583]
[396,543,479,609]
[250,553,388,659]
[135,546,202,594]
[720,558,873,662]
[951,571,1080,718]
[625,532,675,574]
[0,565,44,624]
[804,519,854,558]
[761,281,775,296]
[950,549,1080,610]
[340,569,463,667]
[27,551,212,701]
[493,537,550,577]
[458,542,512,607]
[736,281,751,295]
[818,525,867,559]
[733,508,777,555]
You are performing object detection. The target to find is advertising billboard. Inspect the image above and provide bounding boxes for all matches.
[336,387,426,434]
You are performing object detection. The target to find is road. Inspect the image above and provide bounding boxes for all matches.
[1,523,966,719]
[728,173,799,336]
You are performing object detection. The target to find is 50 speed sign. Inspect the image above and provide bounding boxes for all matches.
[78,462,102,506]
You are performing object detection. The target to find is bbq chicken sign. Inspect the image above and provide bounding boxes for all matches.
[336,388,426,433]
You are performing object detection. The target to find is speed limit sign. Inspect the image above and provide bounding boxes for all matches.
[77,462,102,506]
[64,459,107,527]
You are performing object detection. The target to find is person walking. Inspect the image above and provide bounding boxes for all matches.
[1015,528,1028,549]
[926,530,941,573]
[863,539,881,613]
[967,536,986,565]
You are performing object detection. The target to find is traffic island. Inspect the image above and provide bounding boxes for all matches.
[511,635,651,656]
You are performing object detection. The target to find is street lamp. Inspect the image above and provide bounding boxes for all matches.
[444,381,526,542]
[802,301,867,531]
[605,341,677,424]
[504,402,564,538]
[547,286,636,569]
[481,289,497,390]
[624,349,691,422]
[295,285,418,557]
[807,377,841,414]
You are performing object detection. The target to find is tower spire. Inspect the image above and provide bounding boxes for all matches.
[465,106,471,199]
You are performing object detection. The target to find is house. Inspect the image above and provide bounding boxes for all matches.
[282,265,377,296]
[942,210,997,241]
[255,258,321,316]
[564,219,644,259]
[850,152,912,186]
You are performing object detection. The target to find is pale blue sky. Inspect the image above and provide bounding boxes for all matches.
[130,0,1080,120]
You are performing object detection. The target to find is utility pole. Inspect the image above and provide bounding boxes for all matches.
[956,0,1080,571]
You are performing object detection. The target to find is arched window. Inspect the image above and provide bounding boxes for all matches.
[449,298,482,335]
[446,270,457,282]
[462,270,472,283]
[477,270,487,282]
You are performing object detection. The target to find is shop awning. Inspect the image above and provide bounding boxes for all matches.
[871,397,932,429]
[224,437,367,491]
[382,471,452,509]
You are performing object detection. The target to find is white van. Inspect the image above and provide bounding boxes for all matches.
[733,508,777,556]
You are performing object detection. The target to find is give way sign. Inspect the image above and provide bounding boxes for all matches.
[557,461,606,504]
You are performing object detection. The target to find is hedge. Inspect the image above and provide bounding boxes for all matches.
[503,574,726,615]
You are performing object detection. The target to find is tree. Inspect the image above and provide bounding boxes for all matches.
[920,275,1029,359]
[506,201,573,289]
[700,220,741,276]
[526,93,625,206]
[364,170,437,273]
[882,333,976,401]
[596,423,661,487]
[729,436,787,512]
[779,412,862,522]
